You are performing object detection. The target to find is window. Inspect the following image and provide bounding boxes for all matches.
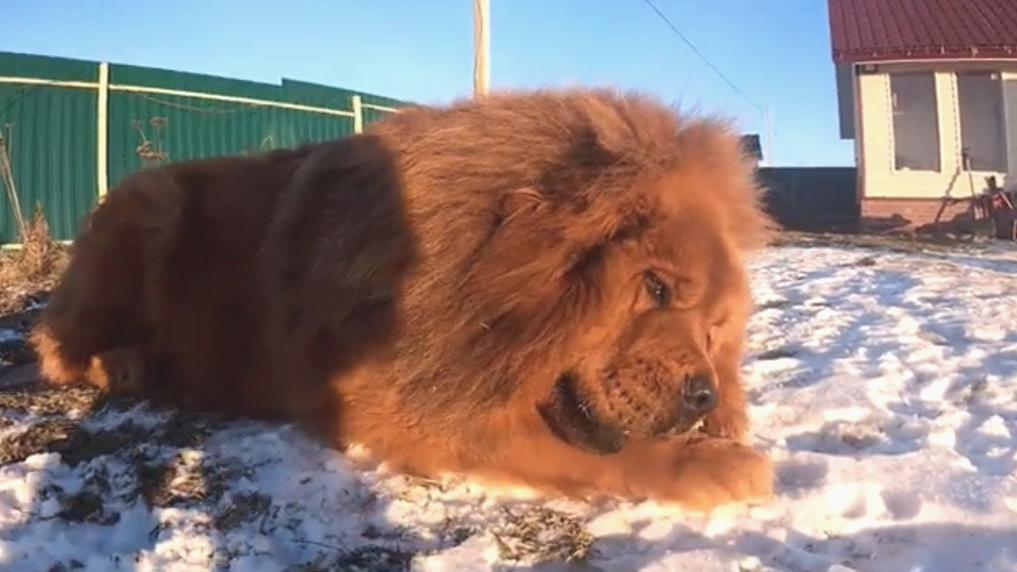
[889,72,942,172]
[956,71,1008,172]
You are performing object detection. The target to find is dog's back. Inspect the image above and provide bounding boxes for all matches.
[31,145,314,417]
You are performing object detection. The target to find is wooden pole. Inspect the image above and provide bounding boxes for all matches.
[473,0,490,97]
[96,62,110,199]
[351,94,364,133]
[764,105,774,166]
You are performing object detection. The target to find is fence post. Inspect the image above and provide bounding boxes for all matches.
[352,94,364,134]
[96,61,110,199]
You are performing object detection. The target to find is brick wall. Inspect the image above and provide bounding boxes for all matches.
[860,197,976,232]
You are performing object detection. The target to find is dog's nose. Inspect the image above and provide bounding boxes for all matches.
[683,374,718,413]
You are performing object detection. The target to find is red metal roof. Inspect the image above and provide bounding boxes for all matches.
[828,0,1017,63]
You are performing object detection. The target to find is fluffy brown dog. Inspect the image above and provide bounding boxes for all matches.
[32,87,776,512]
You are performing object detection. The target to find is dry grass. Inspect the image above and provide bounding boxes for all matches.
[0,204,68,315]
[490,506,595,565]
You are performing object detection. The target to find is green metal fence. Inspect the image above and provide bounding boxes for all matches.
[0,51,405,244]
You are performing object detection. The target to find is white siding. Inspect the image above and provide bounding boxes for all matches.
[1005,71,1017,175]
[858,61,1017,199]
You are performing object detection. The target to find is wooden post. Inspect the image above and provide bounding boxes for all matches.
[96,61,110,198]
[473,0,490,97]
[352,94,364,133]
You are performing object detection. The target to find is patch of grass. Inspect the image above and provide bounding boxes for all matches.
[46,559,85,572]
[958,377,990,407]
[0,384,102,416]
[214,491,273,531]
[286,545,416,572]
[0,381,253,523]
[0,417,75,464]
[490,506,595,566]
[0,206,64,369]
[134,460,176,507]
[159,410,232,449]
[836,424,884,451]
[435,521,478,549]
[47,421,152,468]
[281,541,419,572]
[334,546,415,572]
[757,347,800,361]
[285,560,335,572]
[57,489,115,524]
[757,299,791,311]
[0,204,68,315]
[0,391,154,469]
[130,438,254,512]
[0,340,35,369]
[852,255,879,267]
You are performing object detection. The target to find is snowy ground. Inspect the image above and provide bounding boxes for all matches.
[1,241,1017,572]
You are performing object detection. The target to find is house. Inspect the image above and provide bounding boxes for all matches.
[740,134,763,168]
[827,0,1017,231]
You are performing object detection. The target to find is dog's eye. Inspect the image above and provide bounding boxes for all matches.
[643,271,671,308]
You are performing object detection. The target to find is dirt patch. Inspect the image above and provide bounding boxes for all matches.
[0,381,608,570]
[0,383,236,503]
[775,229,1005,256]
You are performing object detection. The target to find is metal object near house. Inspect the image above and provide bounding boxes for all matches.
[977,176,1017,241]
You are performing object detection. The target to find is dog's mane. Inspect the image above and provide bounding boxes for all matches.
[368,87,775,253]
[355,88,775,418]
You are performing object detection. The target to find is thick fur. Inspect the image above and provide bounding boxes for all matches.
[32,87,777,512]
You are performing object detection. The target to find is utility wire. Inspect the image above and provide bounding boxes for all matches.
[640,0,764,112]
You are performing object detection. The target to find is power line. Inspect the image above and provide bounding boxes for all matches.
[641,0,773,163]
[640,0,764,112]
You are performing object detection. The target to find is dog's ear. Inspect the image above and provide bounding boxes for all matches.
[545,123,653,250]
[456,123,654,337]
[537,124,617,203]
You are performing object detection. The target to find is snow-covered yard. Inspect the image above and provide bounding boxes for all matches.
[1,241,1016,572]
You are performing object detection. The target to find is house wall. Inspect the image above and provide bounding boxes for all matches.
[855,60,1017,230]
[835,63,856,139]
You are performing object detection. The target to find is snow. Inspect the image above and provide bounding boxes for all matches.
[2,242,1017,572]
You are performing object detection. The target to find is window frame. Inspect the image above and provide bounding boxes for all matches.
[888,70,943,174]
[955,69,1010,174]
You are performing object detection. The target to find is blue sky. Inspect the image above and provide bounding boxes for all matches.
[3,0,853,166]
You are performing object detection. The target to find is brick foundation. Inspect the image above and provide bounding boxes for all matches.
[860,197,980,233]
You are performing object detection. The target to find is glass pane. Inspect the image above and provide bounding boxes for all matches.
[890,72,941,172]
[957,71,1008,172]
